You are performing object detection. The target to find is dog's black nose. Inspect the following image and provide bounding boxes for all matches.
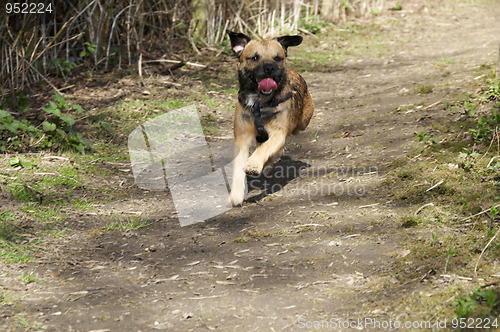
[263,63,276,75]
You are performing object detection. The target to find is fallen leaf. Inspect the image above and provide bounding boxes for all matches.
[396,249,411,259]
[351,129,364,137]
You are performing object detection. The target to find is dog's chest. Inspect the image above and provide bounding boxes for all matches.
[240,94,282,121]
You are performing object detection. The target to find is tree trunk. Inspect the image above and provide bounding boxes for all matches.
[191,0,208,41]
[320,0,334,21]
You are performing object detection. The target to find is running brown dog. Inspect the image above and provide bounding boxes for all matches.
[226,30,314,206]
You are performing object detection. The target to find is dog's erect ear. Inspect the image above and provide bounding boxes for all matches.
[226,30,252,57]
[276,35,303,56]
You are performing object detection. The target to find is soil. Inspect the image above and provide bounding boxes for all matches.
[2,1,500,331]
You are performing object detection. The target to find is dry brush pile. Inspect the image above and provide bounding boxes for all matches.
[0,0,384,95]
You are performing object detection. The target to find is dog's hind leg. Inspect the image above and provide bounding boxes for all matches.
[295,91,314,133]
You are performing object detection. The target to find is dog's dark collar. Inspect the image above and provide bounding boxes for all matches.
[238,92,293,143]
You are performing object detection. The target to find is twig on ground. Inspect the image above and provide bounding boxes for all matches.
[414,203,435,216]
[486,155,500,168]
[359,203,379,209]
[481,279,500,288]
[455,203,500,224]
[474,228,499,278]
[424,100,442,110]
[426,180,444,192]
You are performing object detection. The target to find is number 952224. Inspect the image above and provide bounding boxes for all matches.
[6,3,53,14]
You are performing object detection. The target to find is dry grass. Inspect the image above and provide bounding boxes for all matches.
[0,0,383,95]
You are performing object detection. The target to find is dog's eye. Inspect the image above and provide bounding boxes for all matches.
[274,56,283,62]
[247,55,259,62]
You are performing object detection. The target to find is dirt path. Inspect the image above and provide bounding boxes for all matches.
[2,1,500,331]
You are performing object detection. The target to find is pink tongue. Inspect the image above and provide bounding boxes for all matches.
[258,78,278,92]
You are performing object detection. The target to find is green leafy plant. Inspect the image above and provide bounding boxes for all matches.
[484,82,500,101]
[469,107,500,143]
[342,0,353,11]
[415,131,439,146]
[454,293,478,319]
[80,42,97,58]
[457,151,479,171]
[392,2,402,10]
[300,17,334,34]
[9,157,34,169]
[463,100,475,117]
[1,90,30,113]
[40,93,90,153]
[453,287,500,319]
[0,93,89,153]
[47,58,77,77]
[0,110,38,152]
[481,72,500,101]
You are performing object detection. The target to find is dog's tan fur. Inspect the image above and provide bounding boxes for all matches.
[227,32,314,206]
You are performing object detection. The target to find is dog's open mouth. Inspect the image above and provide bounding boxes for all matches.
[258,78,278,95]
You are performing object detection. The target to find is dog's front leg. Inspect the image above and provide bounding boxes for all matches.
[245,130,286,176]
[228,135,253,206]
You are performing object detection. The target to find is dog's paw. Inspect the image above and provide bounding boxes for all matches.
[227,191,244,207]
[244,158,263,176]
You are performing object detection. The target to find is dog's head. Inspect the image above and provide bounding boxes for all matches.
[226,30,302,97]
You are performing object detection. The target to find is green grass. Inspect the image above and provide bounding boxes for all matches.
[0,210,16,233]
[0,154,102,264]
[0,211,34,264]
[39,165,83,188]
[233,237,249,243]
[386,147,497,213]
[20,270,39,284]
[387,68,500,321]
[245,228,272,238]
[400,216,421,228]
[0,290,22,305]
[290,23,392,72]
[72,197,96,211]
[433,58,456,68]
[15,314,43,330]
[104,217,150,231]
[200,113,219,136]
[392,2,402,10]
[0,241,34,264]
[23,205,68,224]
[415,84,434,95]
[85,97,192,139]
[7,184,40,203]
